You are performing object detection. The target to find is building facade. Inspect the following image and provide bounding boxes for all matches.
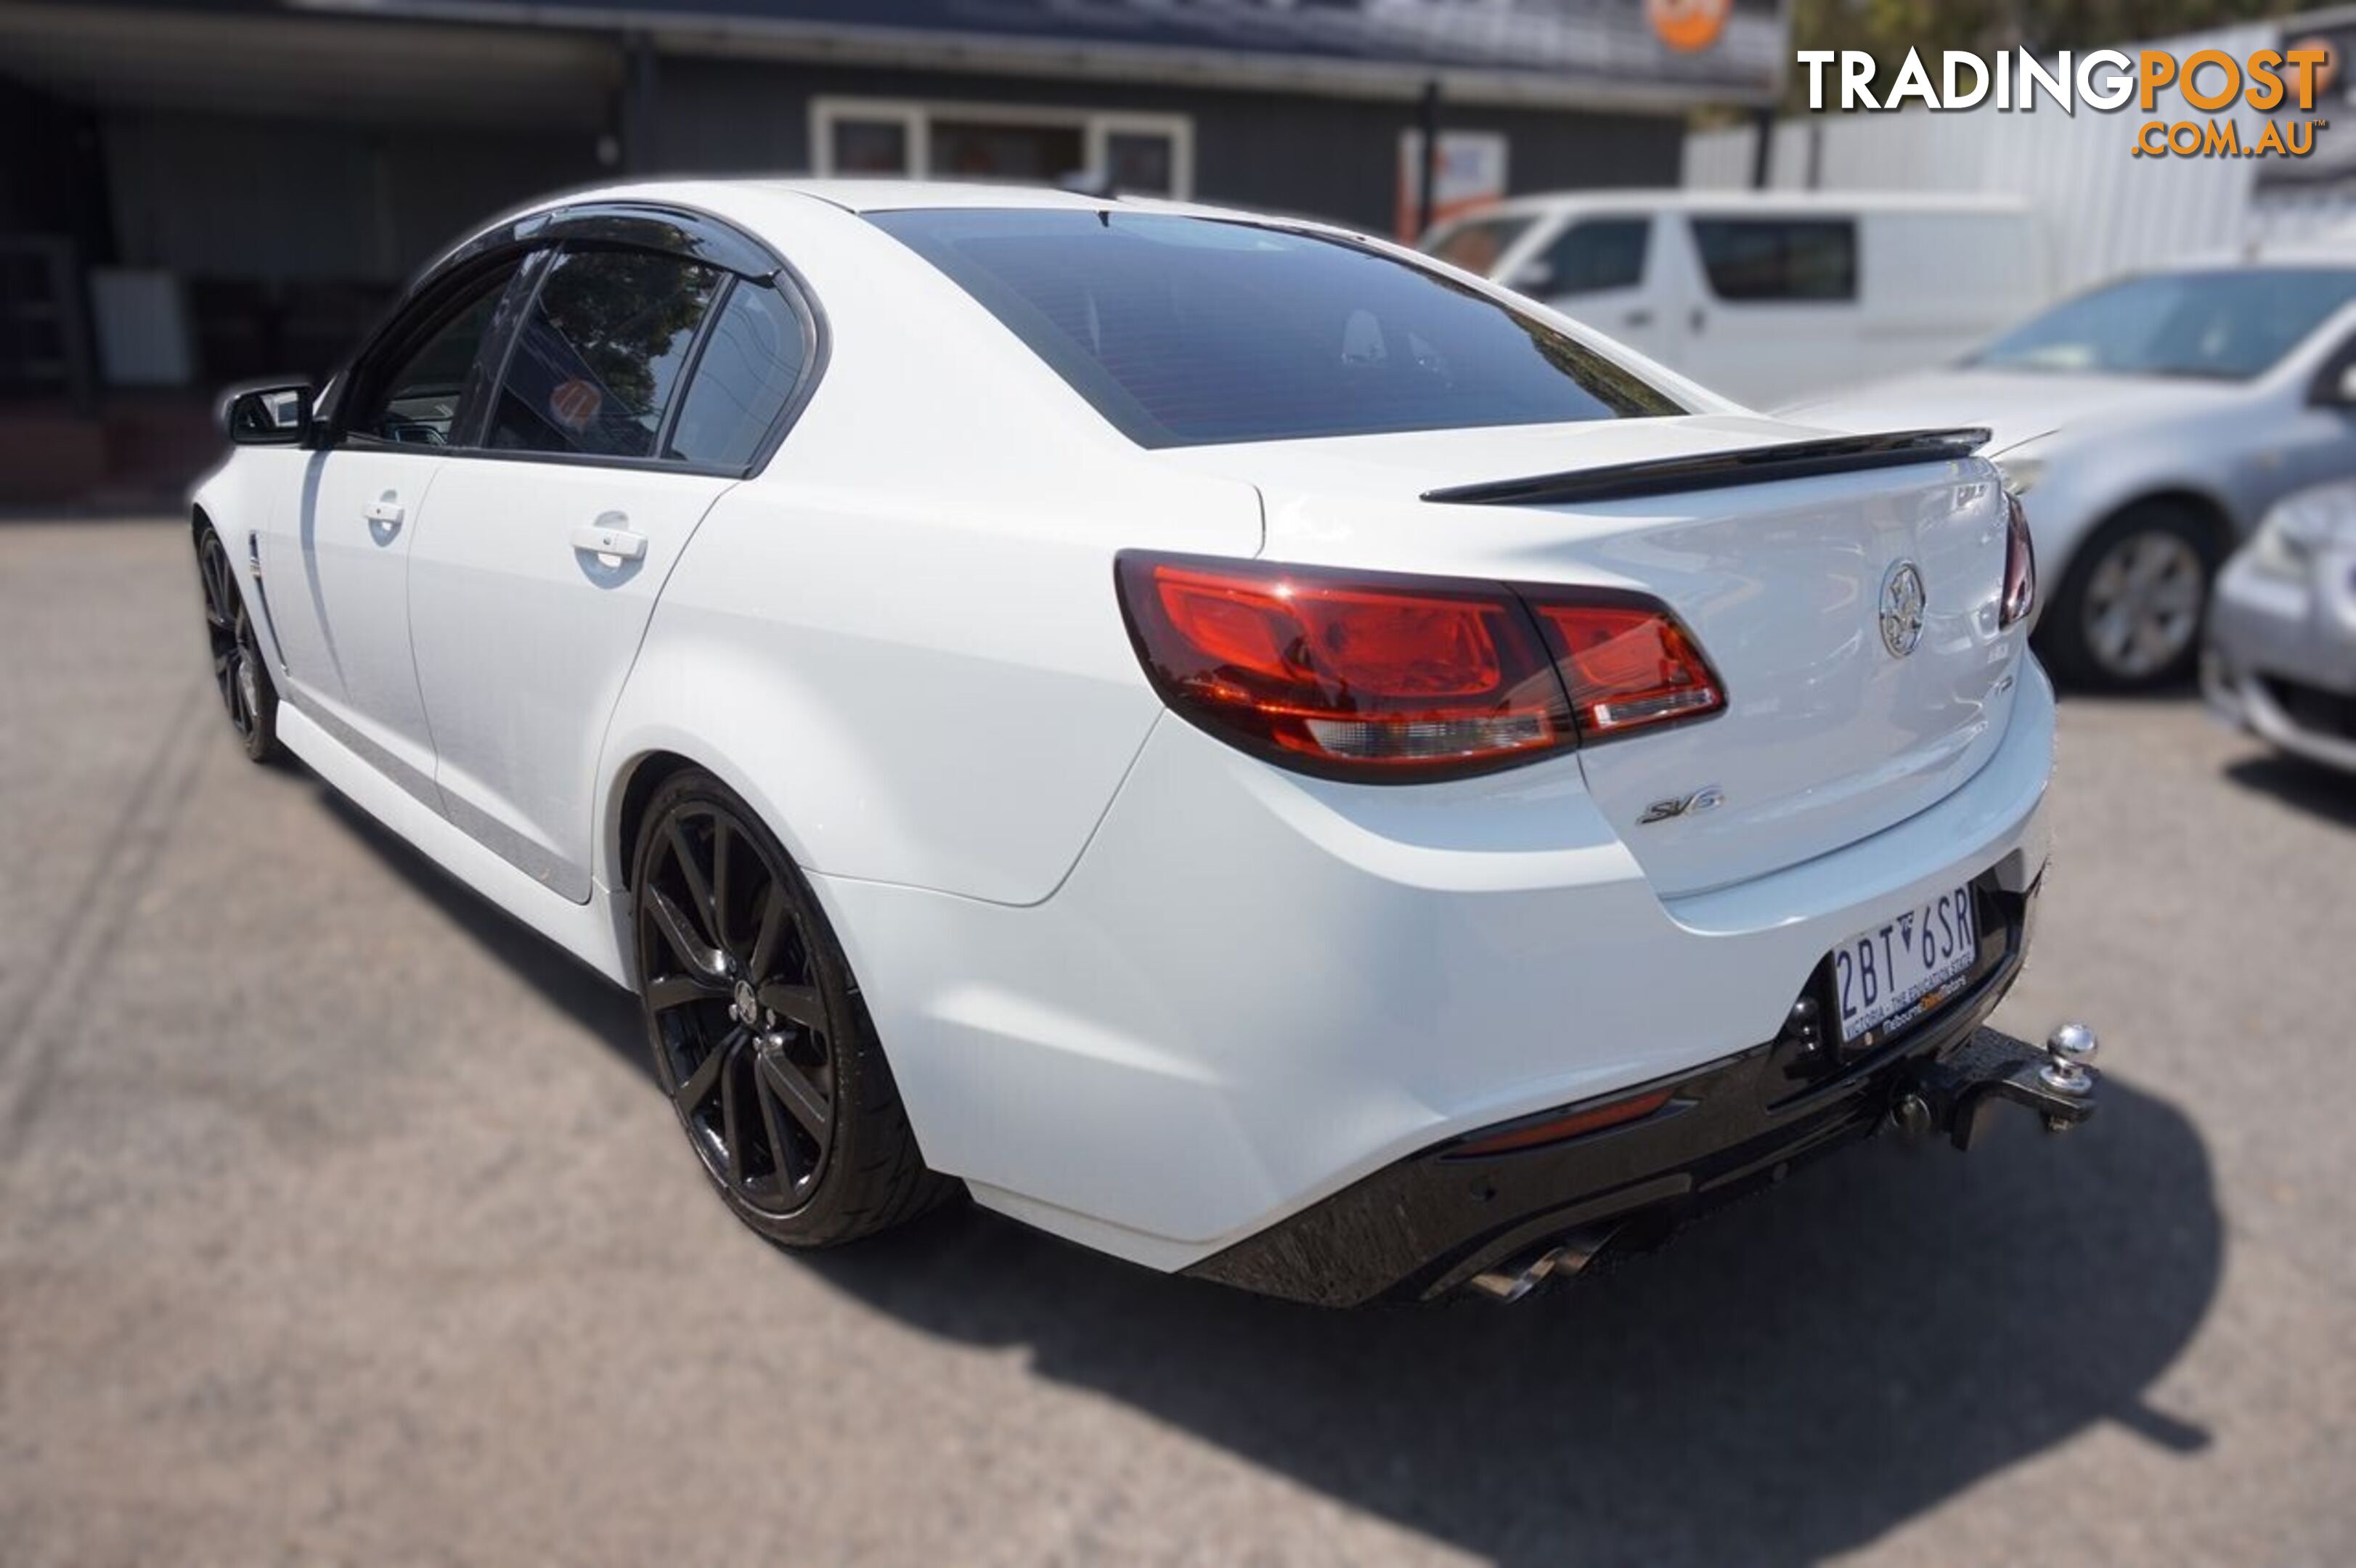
[0,0,1786,502]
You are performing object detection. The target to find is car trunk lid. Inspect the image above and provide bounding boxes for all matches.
[1156,417,2029,897]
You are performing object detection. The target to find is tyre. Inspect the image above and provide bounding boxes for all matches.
[630,769,954,1246]
[195,522,280,761]
[2038,502,2219,690]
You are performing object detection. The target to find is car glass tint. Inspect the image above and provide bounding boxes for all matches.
[666,282,807,469]
[1689,218,1857,302]
[1540,219,1650,294]
[1973,269,2356,381]
[1427,214,1536,274]
[351,264,518,446]
[490,249,720,459]
[871,209,1682,449]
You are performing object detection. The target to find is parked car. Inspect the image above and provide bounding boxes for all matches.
[1784,256,2356,690]
[1421,190,2047,409]
[2206,476,2356,772]
[192,179,2090,1307]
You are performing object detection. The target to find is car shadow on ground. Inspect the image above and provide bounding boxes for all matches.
[2224,752,2356,830]
[321,783,2222,1568]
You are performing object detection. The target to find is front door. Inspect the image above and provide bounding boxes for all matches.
[266,260,521,802]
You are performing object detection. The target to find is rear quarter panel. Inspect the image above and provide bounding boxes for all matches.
[595,187,1264,905]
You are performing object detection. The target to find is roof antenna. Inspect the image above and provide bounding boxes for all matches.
[1059,168,1120,204]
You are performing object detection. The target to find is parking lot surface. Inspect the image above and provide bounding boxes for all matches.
[3,517,2352,1567]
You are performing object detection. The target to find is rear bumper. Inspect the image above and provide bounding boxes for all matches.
[1186,881,2035,1306]
[814,661,2055,1275]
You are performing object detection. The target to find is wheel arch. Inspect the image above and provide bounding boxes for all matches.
[610,748,700,894]
[2080,487,2237,570]
[601,739,823,897]
[600,745,742,994]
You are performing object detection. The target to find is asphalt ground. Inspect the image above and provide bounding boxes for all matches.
[3,517,2352,1567]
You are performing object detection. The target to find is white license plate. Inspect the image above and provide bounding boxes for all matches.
[1831,884,1977,1042]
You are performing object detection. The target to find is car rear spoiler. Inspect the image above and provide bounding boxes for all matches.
[1419,427,1994,508]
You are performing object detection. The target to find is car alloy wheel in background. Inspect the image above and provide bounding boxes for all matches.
[2044,503,2217,690]
[2082,531,2204,679]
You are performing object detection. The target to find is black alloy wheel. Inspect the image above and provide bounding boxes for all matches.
[632,771,950,1245]
[196,524,279,761]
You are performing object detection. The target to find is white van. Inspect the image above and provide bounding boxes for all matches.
[1422,191,2050,408]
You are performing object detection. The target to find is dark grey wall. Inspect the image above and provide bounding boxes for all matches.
[28,42,1683,386]
[647,58,1683,234]
[102,109,600,285]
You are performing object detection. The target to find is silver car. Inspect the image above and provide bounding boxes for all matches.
[1784,256,2356,690]
[2206,478,2356,773]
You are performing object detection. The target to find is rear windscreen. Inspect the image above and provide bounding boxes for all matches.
[870,208,1683,448]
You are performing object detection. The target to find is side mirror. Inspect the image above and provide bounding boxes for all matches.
[220,383,316,446]
[2333,364,2356,407]
[1507,258,1557,295]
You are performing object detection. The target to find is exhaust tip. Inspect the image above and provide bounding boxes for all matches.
[1464,1227,1617,1303]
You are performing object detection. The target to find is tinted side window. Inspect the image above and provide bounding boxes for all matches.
[1536,219,1649,295]
[666,282,809,469]
[490,248,720,459]
[349,262,519,446]
[1690,219,1857,302]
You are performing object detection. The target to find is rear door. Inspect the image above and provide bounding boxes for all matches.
[407,240,815,901]
[1674,211,1861,407]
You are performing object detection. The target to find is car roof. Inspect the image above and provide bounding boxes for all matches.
[1442,189,2034,222]
[735,178,1210,215]
[2146,244,2356,271]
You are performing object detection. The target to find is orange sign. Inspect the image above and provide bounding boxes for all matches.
[2287,33,2340,97]
[549,379,602,432]
[1647,0,1730,54]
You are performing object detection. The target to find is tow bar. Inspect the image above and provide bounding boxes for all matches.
[1891,1023,2100,1151]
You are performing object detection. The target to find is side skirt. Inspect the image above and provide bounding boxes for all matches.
[277,704,635,989]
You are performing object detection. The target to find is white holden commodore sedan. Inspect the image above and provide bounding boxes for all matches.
[194,179,2093,1306]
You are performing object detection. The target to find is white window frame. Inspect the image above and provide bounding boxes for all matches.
[810,97,1194,198]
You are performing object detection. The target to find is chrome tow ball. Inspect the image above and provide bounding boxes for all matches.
[1891,1023,2101,1151]
[2038,1022,2099,1107]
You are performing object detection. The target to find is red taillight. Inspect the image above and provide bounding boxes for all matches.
[1528,596,1727,737]
[2000,492,2037,629]
[1114,553,1726,780]
[1117,555,1570,778]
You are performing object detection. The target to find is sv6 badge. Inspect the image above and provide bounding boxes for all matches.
[1638,785,1727,825]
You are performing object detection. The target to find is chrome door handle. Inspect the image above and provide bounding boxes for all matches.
[572,523,648,563]
[364,497,404,531]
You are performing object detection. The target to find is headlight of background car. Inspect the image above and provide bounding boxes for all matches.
[2251,480,2356,579]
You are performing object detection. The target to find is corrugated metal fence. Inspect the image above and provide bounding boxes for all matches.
[1684,21,2356,294]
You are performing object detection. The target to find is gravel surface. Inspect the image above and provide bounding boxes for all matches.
[3,518,2351,1567]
